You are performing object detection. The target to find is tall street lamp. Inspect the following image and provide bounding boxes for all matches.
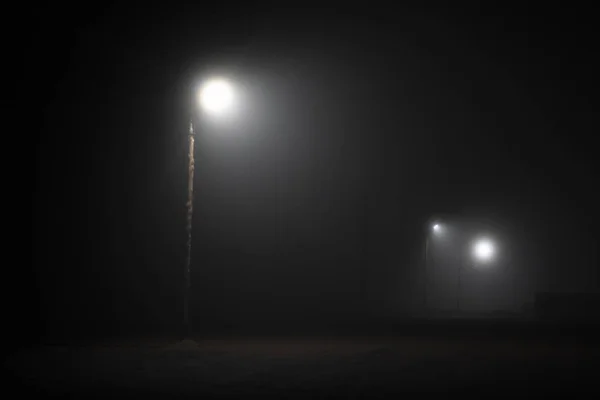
[184,78,235,337]
[424,221,444,310]
[456,237,497,311]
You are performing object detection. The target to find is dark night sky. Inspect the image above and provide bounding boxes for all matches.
[29,4,598,338]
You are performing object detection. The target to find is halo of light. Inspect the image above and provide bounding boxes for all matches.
[198,78,234,114]
[473,238,495,262]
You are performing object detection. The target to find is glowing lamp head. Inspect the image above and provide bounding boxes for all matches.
[432,223,443,235]
[473,238,495,263]
[198,78,234,115]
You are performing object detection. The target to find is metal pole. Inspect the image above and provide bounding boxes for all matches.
[424,235,429,310]
[184,118,195,337]
[456,264,462,312]
[363,191,369,309]
[277,131,282,262]
[513,268,517,311]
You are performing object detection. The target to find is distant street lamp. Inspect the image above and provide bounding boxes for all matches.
[183,77,236,337]
[456,237,497,311]
[424,221,444,309]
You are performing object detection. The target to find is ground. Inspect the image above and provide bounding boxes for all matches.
[5,323,600,397]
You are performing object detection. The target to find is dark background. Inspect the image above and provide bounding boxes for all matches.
[27,4,597,341]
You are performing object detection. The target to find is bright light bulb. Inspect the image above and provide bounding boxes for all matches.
[473,239,494,262]
[198,79,234,114]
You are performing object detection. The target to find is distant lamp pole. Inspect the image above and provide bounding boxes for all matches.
[424,221,443,310]
[184,77,235,336]
[457,237,496,311]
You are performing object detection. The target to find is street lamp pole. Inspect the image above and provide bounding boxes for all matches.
[424,222,441,312]
[184,118,195,337]
[456,263,463,311]
[459,237,497,312]
[424,235,429,309]
[180,77,234,340]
